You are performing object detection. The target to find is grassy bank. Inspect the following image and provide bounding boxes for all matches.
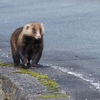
[0,61,69,99]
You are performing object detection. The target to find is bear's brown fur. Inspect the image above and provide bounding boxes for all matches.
[10,22,45,68]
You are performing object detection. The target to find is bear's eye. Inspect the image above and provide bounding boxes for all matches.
[32,29,36,34]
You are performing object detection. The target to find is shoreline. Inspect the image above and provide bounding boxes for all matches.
[0,64,70,100]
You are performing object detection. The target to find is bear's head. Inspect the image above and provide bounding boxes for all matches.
[23,22,45,40]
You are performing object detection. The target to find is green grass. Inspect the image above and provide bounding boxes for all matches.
[18,68,59,92]
[0,60,13,67]
[0,61,68,99]
[0,62,59,93]
[39,94,67,99]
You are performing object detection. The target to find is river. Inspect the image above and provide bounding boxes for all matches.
[0,0,100,100]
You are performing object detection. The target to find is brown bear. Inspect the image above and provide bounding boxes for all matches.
[10,22,45,68]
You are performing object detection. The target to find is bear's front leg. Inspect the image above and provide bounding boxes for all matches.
[31,51,42,68]
[18,48,28,67]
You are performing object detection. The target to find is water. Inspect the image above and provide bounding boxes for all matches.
[52,65,100,91]
[0,0,100,98]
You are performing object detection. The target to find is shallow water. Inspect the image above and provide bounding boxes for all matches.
[0,0,100,99]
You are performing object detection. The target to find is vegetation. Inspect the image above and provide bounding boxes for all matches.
[0,61,68,99]
[15,68,59,93]
[0,63,12,67]
[39,94,67,99]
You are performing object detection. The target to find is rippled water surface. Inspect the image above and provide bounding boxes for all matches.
[0,0,100,97]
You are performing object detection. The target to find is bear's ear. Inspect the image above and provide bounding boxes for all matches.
[41,23,45,35]
[25,24,30,30]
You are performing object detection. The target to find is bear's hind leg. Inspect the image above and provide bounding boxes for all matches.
[12,52,20,67]
[25,56,31,68]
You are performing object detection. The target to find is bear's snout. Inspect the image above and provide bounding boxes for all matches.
[35,33,41,39]
[37,35,41,39]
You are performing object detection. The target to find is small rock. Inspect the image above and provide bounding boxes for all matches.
[37,91,41,94]
[75,55,78,58]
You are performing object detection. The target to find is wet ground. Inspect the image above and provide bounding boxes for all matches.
[0,0,100,100]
